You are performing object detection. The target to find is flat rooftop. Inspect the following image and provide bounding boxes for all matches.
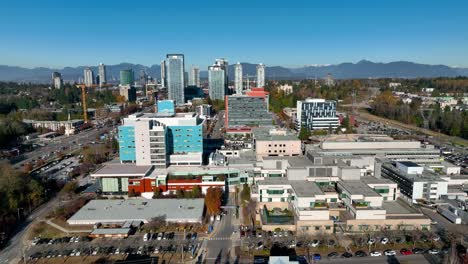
[68,199,204,224]
[361,176,396,185]
[252,127,299,141]
[382,200,418,214]
[91,163,153,177]
[290,181,324,197]
[257,178,291,186]
[338,181,381,197]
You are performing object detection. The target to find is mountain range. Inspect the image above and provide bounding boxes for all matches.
[1,60,467,83]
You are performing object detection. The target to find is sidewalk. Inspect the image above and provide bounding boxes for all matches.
[44,219,92,234]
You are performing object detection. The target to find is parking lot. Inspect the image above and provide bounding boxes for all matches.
[35,156,80,181]
[27,231,202,261]
[238,228,449,262]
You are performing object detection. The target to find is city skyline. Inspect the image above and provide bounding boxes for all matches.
[1,1,468,68]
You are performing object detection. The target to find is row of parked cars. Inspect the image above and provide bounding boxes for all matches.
[31,236,90,246]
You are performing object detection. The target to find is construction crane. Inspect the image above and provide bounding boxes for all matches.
[75,83,113,123]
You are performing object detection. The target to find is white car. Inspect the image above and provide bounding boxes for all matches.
[428,249,439,255]
[367,238,376,245]
[143,233,149,242]
[75,250,81,257]
[380,237,389,244]
[370,251,382,257]
[273,232,278,237]
[157,233,163,240]
[384,250,396,256]
[31,237,40,246]
[92,247,99,255]
[310,240,320,247]
[432,236,441,241]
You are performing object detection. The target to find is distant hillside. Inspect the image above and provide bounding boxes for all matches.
[0,60,467,83]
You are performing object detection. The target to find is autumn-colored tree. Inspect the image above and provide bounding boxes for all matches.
[23,162,33,172]
[205,187,223,216]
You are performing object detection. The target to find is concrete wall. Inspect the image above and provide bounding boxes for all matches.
[256,140,301,160]
[339,167,361,180]
[322,141,421,150]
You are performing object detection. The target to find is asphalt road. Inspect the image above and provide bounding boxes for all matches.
[14,125,112,170]
[205,194,236,264]
[316,254,431,264]
[210,111,225,139]
[0,196,59,264]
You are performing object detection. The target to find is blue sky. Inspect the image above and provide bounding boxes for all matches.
[1,0,468,68]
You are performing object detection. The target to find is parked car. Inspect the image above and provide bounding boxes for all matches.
[143,233,149,242]
[367,238,376,245]
[370,251,382,257]
[400,248,413,255]
[428,248,440,255]
[310,239,320,247]
[313,253,321,260]
[342,252,353,258]
[380,237,389,244]
[355,250,367,257]
[412,248,425,254]
[327,252,339,258]
[384,249,396,256]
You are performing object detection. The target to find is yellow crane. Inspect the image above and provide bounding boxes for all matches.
[76,84,112,123]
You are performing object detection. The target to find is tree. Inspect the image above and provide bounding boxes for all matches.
[176,189,185,199]
[191,186,202,198]
[205,187,223,216]
[298,127,311,140]
[146,215,167,231]
[153,187,161,199]
[241,183,251,202]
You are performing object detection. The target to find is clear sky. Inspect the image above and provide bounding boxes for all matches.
[1,0,468,69]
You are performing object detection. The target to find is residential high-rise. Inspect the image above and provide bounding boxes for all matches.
[256,63,265,88]
[120,69,134,86]
[325,73,335,87]
[98,63,107,87]
[52,72,63,89]
[208,63,226,100]
[215,58,229,91]
[295,98,340,131]
[189,66,200,87]
[139,69,147,86]
[160,60,166,87]
[83,67,94,87]
[166,54,185,105]
[234,62,243,94]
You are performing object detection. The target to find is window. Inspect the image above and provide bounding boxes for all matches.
[325,226,331,230]
[267,190,284,195]
[315,226,320,231]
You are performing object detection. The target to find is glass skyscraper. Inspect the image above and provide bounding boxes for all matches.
[166,54,185,105]
[120,69,134,86]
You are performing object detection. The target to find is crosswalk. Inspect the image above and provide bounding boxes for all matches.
[208,237,239,241]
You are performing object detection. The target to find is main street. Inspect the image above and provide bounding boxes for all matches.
[13,124,114,170]
[204,194,237,264]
